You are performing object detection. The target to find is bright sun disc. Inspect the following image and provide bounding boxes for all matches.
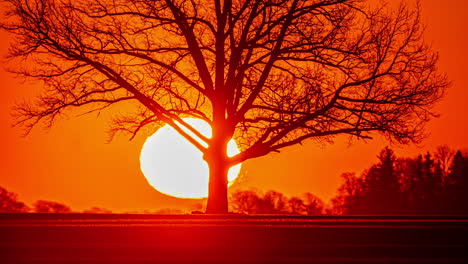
[140,118,241,199]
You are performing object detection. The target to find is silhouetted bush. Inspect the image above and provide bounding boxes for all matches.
[230,190,324,215]
[33,200,72,213]
[0,186,29,213]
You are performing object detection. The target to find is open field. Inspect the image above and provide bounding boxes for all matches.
[1,214,467,263]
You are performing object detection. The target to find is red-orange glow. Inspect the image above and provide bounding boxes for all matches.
[0,0,467,212]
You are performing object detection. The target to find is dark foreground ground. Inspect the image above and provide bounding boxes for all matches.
[1,214,467,263]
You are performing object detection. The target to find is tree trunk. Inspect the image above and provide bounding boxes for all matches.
[205,95,231,214]
[205,157,229,214]
[204,121,230,214]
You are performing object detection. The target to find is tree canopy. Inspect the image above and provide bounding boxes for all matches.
[1,0,448,213]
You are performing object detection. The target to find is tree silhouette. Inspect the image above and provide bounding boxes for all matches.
[362,147,405,214]
[284,194,324,215]
[332,172,362,214]
[229,190,261,214]
[333,147,468,215]
[302,193,324,215]
[0,186,29,213]
[434,145,455,178]
[288,196,306,214]
[397,155,422,210]
[230,189,324,214]
[33,200,72,213]
[445,151,468,213]
[259,190,288,214]
[1,0,448,213]
[336,147,406,214]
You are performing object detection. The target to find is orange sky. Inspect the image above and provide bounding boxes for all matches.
[1,0,468,213]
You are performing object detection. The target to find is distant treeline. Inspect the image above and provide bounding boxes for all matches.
[1,146,468,215]
[332,146,468,215]
[229,146,468,215]
[229,190,326,215]
[0,186,116,213]
[0,186,192,214]
[0,188,73,213]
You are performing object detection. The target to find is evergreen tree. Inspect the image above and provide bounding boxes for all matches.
[446,151,468,213]
[332,148,468,215]
[359,147,404,214]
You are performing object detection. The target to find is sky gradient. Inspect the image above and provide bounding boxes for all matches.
[1,0,467,212]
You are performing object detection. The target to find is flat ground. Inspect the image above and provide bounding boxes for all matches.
[1,214,467,263]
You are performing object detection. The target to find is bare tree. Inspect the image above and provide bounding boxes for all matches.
[1,0,448,213]
[434,145,455,178]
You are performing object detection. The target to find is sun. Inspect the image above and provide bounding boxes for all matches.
[139,118,241,199]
